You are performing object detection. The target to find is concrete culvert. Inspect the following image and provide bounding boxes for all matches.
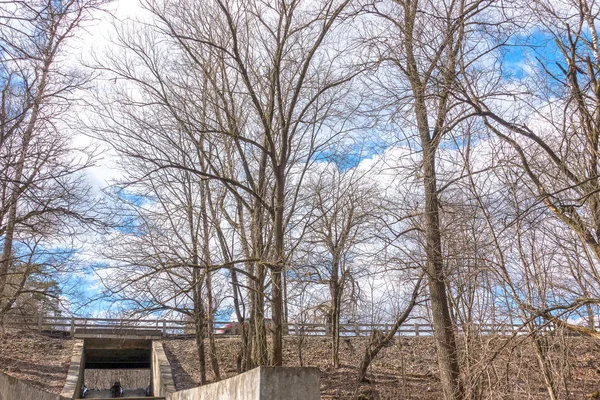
[81,369,151,398]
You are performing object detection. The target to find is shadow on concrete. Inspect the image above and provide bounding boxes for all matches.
[162,344,195,391]
[84,388,147,398]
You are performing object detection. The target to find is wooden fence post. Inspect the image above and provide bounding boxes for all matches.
[162,320,167,336]
[38,314,43,332]
[414,323,419,336]
[70,317,75,337]
[354,323,360,336]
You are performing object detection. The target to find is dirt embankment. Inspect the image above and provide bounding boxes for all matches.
[0,329,74,394]
[163,335,600,400]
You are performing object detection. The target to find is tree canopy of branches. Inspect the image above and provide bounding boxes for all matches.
[6,0,600,399]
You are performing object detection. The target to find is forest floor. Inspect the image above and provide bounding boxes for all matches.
[1,328,600,399]
[163,334,600,399]
[0,328,74,394]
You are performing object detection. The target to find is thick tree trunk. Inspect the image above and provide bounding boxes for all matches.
[250,202,268,366]
[200,180,220,380]
[250,150,269,367]
[252,278,268,366]
[193,285,207,385]
[235,203,255,371]
[271,166,286,366]
[205,270,221,380]
[0,55,51,308]
[421,143,464,400]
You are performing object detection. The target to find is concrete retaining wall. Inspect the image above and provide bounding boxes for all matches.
[169,366,260,400]
[59,339,84,400]
[168,366,319,400]
[151,341,176,397]
[0,371,59,400]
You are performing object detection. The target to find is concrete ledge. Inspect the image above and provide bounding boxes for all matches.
[74,328,162,340]
[0,371,59,400]
[59,339,84,400]
[169,366,320,400]
[152,341,176,397]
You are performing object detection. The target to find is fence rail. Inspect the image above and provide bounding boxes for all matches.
[3,315,533,338]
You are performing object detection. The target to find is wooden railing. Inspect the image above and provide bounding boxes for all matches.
[3,314,529,337]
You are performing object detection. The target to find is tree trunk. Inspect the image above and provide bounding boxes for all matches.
[250,202,268,366]
[330,258,341,368]
[587,303,595,330]
[420,138,464,399]
[400,0,465,392]
[235,203,255,371]
[205,269,221,380]
[200,180,220,380]
[271,165,286,366]
[193,282,207,385]
[531,331,558,400]
[0,50,52,307]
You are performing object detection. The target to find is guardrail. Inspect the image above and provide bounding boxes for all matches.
[3,315,529,338]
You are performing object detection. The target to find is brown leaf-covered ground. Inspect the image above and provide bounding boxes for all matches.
[0,328,74,394]
[163,334,600,399]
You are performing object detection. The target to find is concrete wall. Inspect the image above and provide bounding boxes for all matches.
[259,367,320,400]
[59,340,84,400]
[84,369,150,389]
[0,371,59,400]
[169,366,261,400]
[168,366,320,400]
[151,341,176,397]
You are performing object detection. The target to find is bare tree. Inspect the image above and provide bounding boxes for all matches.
[0,0,105,323]
[362,0,499,397]
[303,165,379,368]
[89,0,359,367]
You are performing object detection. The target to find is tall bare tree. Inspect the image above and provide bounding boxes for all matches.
[0,0,105,322]
[304,166,378,368]
[362,0,498,397]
